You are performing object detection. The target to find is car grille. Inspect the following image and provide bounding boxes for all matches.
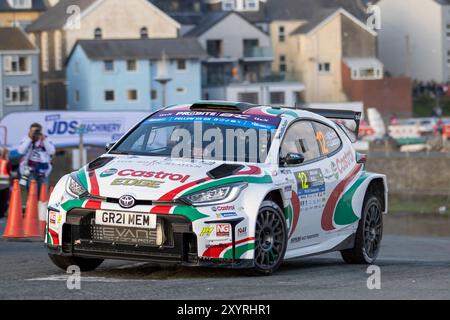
[62,209,198,264]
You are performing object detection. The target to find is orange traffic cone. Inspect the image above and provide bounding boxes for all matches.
[3,180,25,239]
[38,183,48,237]
[23,180,42,239]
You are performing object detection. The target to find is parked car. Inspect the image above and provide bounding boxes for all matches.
[46,102,388,275]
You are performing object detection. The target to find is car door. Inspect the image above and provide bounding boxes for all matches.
[280,120,325,249]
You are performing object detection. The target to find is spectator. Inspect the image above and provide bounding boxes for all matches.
[17,123,55,192]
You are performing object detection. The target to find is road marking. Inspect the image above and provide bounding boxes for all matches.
[26,275,154,283]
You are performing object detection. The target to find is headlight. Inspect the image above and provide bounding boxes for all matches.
[183,183,247,206]
[66,175,88,198]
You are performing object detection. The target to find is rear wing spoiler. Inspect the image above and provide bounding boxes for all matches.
[301,108,362,142]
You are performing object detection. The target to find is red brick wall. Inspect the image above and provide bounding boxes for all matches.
[342,62,412,118]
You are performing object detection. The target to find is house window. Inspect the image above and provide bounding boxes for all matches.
[206,40,223,58]
[140,27,148,39]
[318,62,331,73]
[54,30,63,71]
[238,92,258,104]
[270,92,285,105]
[127,89,138,101]
[177,59,187,70]
[244,0,258,11]
[447,24,450,38]
[151,89,157,100]
[75,62,80,74]
[3,55,30,74]
[278,26,285,42]
[104,60,114,72]
[127,60,137,71]
[104,90,115,102]
[41,32,49,72]
[5,86,32,105]
[447,50,450,66]
[75,90,80,103]
[222,0,235,11]
[176,87,186,94]
[94,28,102,39]
[9,0,32,9]
[279,55,287,73]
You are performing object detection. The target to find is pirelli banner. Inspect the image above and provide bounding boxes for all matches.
[0,111,149,158]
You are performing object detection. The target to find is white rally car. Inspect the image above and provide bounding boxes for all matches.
[46,102,388,275]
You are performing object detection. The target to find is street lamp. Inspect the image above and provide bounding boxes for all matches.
[154,50,172,108]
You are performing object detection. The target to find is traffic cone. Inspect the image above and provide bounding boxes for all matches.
[38,183,48,237]
[3,180,25,239]
[23,180,42,239]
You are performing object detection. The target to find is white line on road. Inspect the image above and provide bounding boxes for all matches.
[26,275,155,283]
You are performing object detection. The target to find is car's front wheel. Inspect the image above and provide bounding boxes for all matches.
[251,200,287,276]
[48,254,104,272]
[340,195,383,264]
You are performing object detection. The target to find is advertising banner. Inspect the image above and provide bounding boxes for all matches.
[0,111,149,157]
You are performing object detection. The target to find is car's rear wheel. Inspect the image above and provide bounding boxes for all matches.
[48,254,104,272]
[341,195,383,264]
[250,201,287,276]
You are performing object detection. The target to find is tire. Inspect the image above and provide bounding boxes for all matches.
[48,254,104,272]
[249,200,288,276]
[340,195,383,264]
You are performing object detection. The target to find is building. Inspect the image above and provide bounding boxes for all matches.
[185,11,304,106]
[378,0,450,82]
[66,38,206,111]
[0,28,40,119]
[280,7,412,117]
[26,0,181,110]
[0,0,48,29]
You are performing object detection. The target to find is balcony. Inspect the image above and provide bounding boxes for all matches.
[243,47,273,62]
[203,71,302,87]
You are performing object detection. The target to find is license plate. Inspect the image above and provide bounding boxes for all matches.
[95,210,157,229]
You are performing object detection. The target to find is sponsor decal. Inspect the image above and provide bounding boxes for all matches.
[290,233,319,244]
[212,205,235,212]
[146,111,281,130]
[238,227,248,237]
[100,168,118,178]
[49,211,57,225]
[221,212,238,218]
[111,178,164,188]
[216,224,230,237]
[117,169,190,183]
[296,169,325,196]
[200,227,214,237]
[336,150,355,175]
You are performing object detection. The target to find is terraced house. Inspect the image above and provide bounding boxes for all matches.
[66,38,206,111]
[0,27,40,118]
[0,0,48,29]
[26,0,181,110]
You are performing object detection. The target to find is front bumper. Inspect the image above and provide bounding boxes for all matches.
[48,208,254,269]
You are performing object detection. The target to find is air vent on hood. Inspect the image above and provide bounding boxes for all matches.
[190,102,257,113]
[88,157,115,171]
[207,164,245,180]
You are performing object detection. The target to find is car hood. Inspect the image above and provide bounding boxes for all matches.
[76,155,266,201]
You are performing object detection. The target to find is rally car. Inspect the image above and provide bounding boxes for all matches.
[46,102,388,275]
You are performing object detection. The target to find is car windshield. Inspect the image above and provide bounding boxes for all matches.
[111,110,281,163]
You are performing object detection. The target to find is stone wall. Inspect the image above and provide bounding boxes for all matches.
[366,153,450,196]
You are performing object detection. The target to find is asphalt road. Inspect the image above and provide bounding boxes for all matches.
[0,217,450,300]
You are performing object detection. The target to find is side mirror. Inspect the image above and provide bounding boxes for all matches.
[282,153,305,166]
[105,142,116,152]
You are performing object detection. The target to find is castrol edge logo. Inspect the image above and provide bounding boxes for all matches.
[102,168,191,188]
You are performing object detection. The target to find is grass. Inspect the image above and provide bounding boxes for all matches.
[413,94,450,117]
[389,195,449,215]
